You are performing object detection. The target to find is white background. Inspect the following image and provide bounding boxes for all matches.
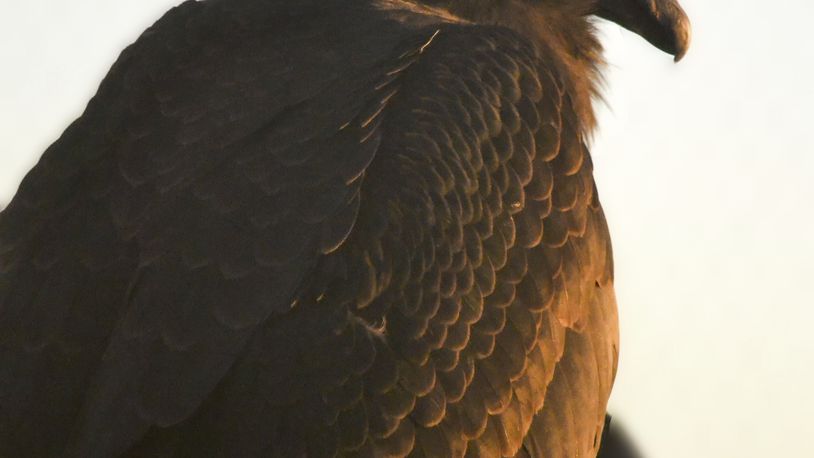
[1,1,812,456]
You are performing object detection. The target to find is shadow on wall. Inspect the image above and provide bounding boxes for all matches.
[598,415,643,458]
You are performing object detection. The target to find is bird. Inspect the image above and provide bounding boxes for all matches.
[0,0,689,456]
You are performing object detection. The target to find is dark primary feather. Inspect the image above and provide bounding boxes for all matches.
[0,0,618,456]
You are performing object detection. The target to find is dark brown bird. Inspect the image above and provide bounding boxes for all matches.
[0,0,689,456]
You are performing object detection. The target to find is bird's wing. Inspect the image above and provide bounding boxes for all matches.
[166,23,619,457]
[0,1,446,456]
[362,26,619,457]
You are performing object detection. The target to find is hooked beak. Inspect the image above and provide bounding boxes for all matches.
[596,0,691,61]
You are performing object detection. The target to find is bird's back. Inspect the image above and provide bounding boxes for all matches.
[0,1,618,456]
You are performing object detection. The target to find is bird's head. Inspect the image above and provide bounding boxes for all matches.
[416,0,690,128]
[420,0,691,62]
[592,0,690,61]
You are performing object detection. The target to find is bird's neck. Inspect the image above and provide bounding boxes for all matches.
[418,0,604,133]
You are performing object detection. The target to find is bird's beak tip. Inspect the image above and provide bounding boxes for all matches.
[671,13,691,62]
